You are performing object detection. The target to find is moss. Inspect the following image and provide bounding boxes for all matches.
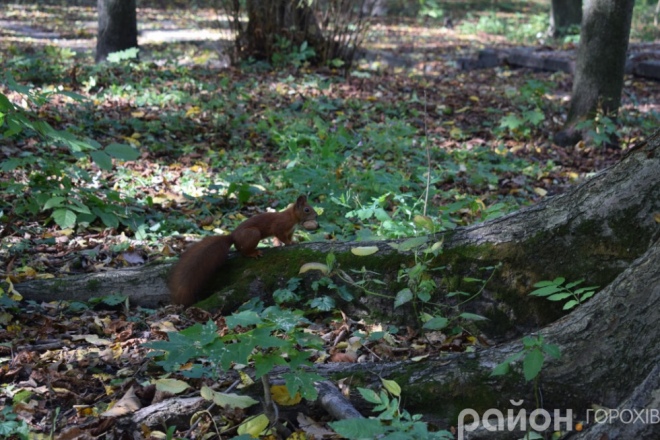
[389,359,521,423]
[85,278,101,292]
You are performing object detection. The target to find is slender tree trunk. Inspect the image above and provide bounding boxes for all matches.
[549,0,582,37]
[95,0,138,63]
[554,0,635,146]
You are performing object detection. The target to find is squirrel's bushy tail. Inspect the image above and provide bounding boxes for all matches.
[169,235,233,306]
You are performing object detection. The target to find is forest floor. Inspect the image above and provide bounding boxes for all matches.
[0,2,659,439]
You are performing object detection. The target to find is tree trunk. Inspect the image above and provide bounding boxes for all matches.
[554,0,635,147]
[244,0,324,61]
[549,0,582,37]
[314,237,660,439]
[95,0,138,63]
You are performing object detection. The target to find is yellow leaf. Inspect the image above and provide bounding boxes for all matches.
[238,370,254,387]
[654,212,660,223]
[271,385,302,406]
[237,414,270,437]
[131,111,145,118]
[449,126,464,139]
[73,405,96,417]
[413,215,434,231]
[381,378,401,397]
[154,378,190,394]
[350,246,379,256]
[468,95,479,102]
[74,334,112,346]
[299,262,329,274]
[4,277,23,301]
[533,187,547,197]
[185,106,201,117]
[19,267,37,277]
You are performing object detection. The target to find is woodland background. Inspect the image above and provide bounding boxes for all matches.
[0,0,659,439]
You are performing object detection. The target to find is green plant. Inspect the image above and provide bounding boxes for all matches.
[106,47,139,63]
[499,80,549,140]
[145,307,324,399]
[0,393,30,440]
[0,83,142,231]
[271,38,316,68]
[329,378,454,439]
[491,334,560,382]
[529,277,598,310]
[490,334,561,440]
[574,115,619,147]
[418,0,445,19]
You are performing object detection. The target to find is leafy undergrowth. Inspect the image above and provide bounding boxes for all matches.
[0,1,659,439]
[0,293,474,438]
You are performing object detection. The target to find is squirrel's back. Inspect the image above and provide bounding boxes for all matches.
[168,235,232,306]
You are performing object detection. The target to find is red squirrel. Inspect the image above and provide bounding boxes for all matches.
[169,195,318,306]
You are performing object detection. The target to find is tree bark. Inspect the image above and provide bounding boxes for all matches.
[244,0,324,61]
[95,0,138,63]
[554,0,635,146]
[549,0,582,37]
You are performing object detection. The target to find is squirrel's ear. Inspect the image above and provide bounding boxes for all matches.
[296,195,307,205]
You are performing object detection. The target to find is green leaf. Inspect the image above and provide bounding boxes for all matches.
[225,311,262,329]
[394,288,413,308]
[253,352,287,378]
[90,150,113,171]
[542,343,561,359]
[43,196,66,210]
[562,299,579,310]
[0,92,13,111]
[211,392,258,409]
[564,279,585,289]
[358,387,382,404]
[579,291,596,301]
[273,288,298,304]
[330,418,389,439]
[422,316,448,330]
[52,208,76,228]
[101,294,127,306]
[282,371,322,400]
[105,143,140,161]
[500,113,523,130]
[154,378,189,394]
[523,108,545,126]
[523,349,544,381]
[490,361,510,376]
[325,252,336,271]
[458,312,489,321]
[381,379,401,397]
[397,236,429,251]
[95,209,119,228]
[309,295,335,311]
[546,293,572,301]
[529,285,562,296]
